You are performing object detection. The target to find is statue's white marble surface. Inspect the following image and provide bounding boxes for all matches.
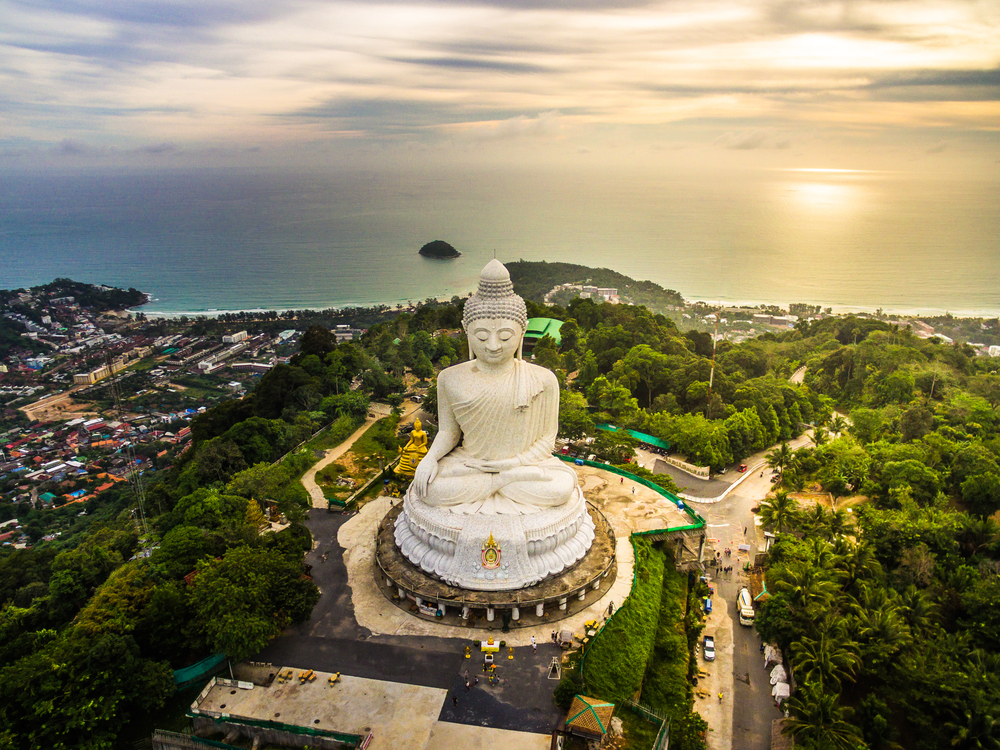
[395,260,594,590]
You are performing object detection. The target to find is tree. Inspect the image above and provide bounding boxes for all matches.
[173,488,248,530]
[189,546,320,662]
[321,391,370,421]
[849,408,885,444]
[810,425,830,448]
[412,351,434,381]
[758,491,799,534]
[962,474,1000,516]
[592,430,639,464]
[245,499,267,530]
[828,414,849,437]
[532,334,563,371]
[193,438,247,486]
[298,325,338,358]
[766,441,794,477]
[150,526,224,579]
[782,684,865,750]
[791,626,861,691]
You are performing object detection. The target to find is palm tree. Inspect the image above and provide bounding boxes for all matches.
[959,516,1000,557]
[758,490,799,534]
[766,441,794,476]
[837,544,883,593]
[828,508,854,538]
[791,626,861,691]
[783,685,865,750]
[898,584,939,633]
[810,425,830,447]
[942,692,1000,750]
[850,605,912,671]
[829,414,849,437]
[773,564,838,620]
[800,503,832,539]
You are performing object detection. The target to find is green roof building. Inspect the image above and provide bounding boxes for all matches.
[523,318,564,353]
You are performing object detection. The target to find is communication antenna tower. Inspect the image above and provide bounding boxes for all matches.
[104,351,149,538]
[707,316,719,403]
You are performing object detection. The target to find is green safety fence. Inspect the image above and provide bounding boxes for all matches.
[191,712,364,746]
[174,653,228,687]
[182,735,243,750]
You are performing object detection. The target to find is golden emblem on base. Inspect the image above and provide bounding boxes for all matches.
[481,532,502,569]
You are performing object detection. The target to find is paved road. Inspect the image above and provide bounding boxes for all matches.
[693,466,795,747]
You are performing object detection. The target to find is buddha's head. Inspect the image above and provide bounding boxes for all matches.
[463,260,527,364]
[412,418,422,432]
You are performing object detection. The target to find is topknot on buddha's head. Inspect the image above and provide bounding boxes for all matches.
[462,260,528,331]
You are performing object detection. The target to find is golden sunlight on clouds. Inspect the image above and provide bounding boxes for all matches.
[0,0,996,168]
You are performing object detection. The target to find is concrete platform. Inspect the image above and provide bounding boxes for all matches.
[193,671,549,750]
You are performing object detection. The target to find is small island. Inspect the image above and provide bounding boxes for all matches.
[418,240,461,259]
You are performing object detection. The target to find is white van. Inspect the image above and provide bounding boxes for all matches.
[737,587,755,626]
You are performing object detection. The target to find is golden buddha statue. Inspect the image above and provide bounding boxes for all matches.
[396,419,429,477]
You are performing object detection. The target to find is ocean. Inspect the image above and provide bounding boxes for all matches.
[1,167,998,318]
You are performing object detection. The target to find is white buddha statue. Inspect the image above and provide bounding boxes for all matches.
[395,260,595,590]
[411,259,577,514]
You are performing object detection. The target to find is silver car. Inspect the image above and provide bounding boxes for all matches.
[703,635,715,661]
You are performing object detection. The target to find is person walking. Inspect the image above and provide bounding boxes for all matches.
[453,694,458,707]
[531,635,537,653]
[465,680,470,691]
[718,691,723,703]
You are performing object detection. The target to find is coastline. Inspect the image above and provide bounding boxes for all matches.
[134,289,1000,321]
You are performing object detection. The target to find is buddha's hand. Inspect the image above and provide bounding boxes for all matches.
[412,458,439,497]
[464,458,523,474]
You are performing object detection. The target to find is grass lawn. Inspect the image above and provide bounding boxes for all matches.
[583,537,666,704]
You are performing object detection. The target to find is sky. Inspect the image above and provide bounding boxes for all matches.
[2,0,998,174]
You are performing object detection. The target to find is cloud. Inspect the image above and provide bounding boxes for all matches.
[56,138,89,155]
[926,141,947,154]
[387,56,549,74]
[456,110,564,140]
[137,142,176,154]
[862,68,1000,102]
[715,129,791,150]
[2,0,998,165]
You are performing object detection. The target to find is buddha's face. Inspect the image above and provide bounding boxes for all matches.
[468,318,521,366]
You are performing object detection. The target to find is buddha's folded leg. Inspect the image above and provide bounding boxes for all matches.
[499,468,577,508]
[421,458,496,507]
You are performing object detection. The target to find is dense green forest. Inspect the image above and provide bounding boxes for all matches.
[2,277,999,748]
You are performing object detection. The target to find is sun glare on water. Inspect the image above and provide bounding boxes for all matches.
[786,181,858,210]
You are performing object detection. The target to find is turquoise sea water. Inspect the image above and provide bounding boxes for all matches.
[1,167,998,317]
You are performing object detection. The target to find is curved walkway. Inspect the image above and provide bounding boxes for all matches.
[301,417,378,508]
[301,401,424,508]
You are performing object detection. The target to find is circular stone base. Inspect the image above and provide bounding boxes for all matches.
[375,502,617,627]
